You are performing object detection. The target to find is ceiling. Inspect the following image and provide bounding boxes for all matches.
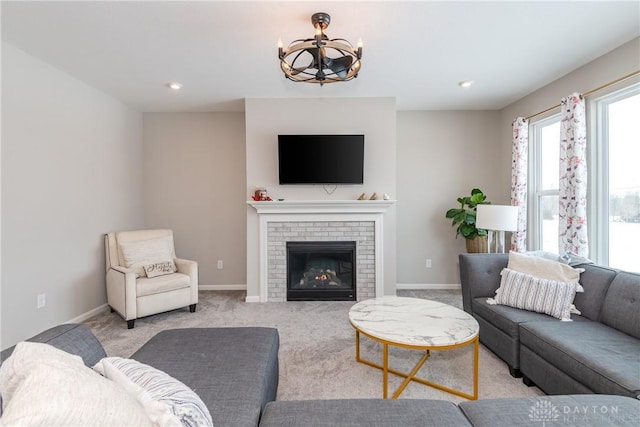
[2,1,639,112]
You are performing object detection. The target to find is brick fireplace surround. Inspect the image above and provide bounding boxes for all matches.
[248,200,395,302]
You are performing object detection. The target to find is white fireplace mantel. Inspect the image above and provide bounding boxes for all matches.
[247,199,396,214]
[248,200,396,302]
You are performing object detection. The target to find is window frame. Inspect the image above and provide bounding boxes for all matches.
[528,113,561,252]
[588,82,640,266]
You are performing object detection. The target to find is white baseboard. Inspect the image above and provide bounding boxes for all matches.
[199,284,247,291]
[67,303,110,324]
[245,296,260,303]
[396,283,461,290]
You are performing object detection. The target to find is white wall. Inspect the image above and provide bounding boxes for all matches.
[396,111,502,285]
[1,42,144,349]
[143,113,247,288]
[245,97,397,299]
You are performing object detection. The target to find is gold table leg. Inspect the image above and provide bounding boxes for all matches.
[383,343,388,399]
[354,330,479,400]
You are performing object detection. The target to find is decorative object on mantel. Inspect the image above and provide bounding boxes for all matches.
[445,188,491,253]
[369,193,378,200]
[252,188,272,201]
[357,193,367,200]
[383,193,391,200]
[278,12,362,86]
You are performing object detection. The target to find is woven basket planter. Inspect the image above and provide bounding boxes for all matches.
[465,235,488,253]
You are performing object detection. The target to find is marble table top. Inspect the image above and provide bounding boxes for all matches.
[349,296,479,347]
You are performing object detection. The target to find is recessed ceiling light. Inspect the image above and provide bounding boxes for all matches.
[458,80,474,88]
[167,82,183,90]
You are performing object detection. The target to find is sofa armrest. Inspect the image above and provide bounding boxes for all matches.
[459,253,508,313]
[106,267,137,320]
[1,324,106,367]
[175,258,198,303]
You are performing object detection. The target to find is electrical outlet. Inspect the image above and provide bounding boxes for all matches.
[37,293,46,309]
[217,260,224,269]
[425,259,432,269]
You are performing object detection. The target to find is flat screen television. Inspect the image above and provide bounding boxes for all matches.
[278,134,364,185]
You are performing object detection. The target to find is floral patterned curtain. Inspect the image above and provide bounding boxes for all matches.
[559,93,588,256]
[510,117,529,252]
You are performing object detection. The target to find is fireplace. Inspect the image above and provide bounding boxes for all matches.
[286,241,356,301]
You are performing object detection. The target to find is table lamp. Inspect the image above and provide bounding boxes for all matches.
[476,205,519,253]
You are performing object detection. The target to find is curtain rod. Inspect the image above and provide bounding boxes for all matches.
[524,70,640,121]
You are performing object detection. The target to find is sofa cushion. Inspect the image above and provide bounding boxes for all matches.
[459,394,640,427]
[571,263,618,321]
[459,254,509,313]
[259,399,473,427]
[492,268,580,321]
[472,297,584,339]
[131,327,279,427]
[0,342,153,426]
[508,251,583,285]
[600,271,640,339]
[94,357,212,427]
[136,272,191,296]
[520,320,640,397]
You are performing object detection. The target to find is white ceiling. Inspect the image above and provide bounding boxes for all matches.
[2,1,639,112]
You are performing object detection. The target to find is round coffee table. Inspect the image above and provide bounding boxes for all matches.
[349,296,479,399]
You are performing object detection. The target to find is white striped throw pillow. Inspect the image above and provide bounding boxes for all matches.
[94,357,213,427]
[490,268,580,321]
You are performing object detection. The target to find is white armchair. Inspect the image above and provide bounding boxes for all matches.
[104,229,198,328]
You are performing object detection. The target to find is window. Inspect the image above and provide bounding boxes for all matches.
[529,115,560,253]
[528,82,640,273]
[591,84,640,272]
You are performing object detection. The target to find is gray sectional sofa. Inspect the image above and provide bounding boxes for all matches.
[0,323,280,427]
[459,253,640,398]
[2,322,639,426]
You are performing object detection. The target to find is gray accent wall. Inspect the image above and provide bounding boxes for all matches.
[1,42,144,349]
[396,111,503,285]
[142,113,247,288]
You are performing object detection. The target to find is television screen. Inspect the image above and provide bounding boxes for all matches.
[278,135,364,185]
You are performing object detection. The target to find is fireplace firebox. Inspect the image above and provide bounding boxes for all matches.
[286,241,356,301]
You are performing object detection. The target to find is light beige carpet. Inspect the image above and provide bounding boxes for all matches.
[84,290,544,403]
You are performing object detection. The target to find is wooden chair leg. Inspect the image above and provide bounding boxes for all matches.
[127,319,135,329]
[189,304,196,313]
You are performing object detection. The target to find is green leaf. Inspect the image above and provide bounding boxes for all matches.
[460,223,475,237]
[445,208,462,219]
[445,188,492,240]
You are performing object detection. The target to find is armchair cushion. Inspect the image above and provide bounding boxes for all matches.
[120,236,175,277]
[136,273,191,297]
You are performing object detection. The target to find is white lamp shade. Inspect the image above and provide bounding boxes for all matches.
[476,205,519,232]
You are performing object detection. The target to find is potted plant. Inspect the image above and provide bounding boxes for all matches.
[445,188,491,253]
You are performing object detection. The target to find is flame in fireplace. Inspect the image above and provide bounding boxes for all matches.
[300,268,341,287]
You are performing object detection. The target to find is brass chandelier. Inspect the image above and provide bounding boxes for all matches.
[278,12,362,86]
